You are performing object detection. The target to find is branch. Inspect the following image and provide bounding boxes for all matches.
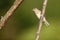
[35,0,48,40]
[0,0,23,29]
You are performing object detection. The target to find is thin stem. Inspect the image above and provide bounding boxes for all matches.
[35,0,48,40]
[0,0,23,29]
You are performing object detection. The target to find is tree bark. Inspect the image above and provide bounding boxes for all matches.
[35,0,48,40]
[0,0,23,29]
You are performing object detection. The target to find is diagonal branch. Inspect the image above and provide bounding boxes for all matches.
[35,0,48,40]
[0,0,23,29]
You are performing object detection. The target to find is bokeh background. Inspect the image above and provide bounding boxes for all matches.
[0,0,60,40]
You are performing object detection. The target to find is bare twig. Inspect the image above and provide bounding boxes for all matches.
[35,0,48,40]
[0,0,23,29]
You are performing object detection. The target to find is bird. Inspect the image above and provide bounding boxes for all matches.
[32,8,49,26]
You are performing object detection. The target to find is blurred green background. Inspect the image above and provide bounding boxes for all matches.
[0,0,60,40]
